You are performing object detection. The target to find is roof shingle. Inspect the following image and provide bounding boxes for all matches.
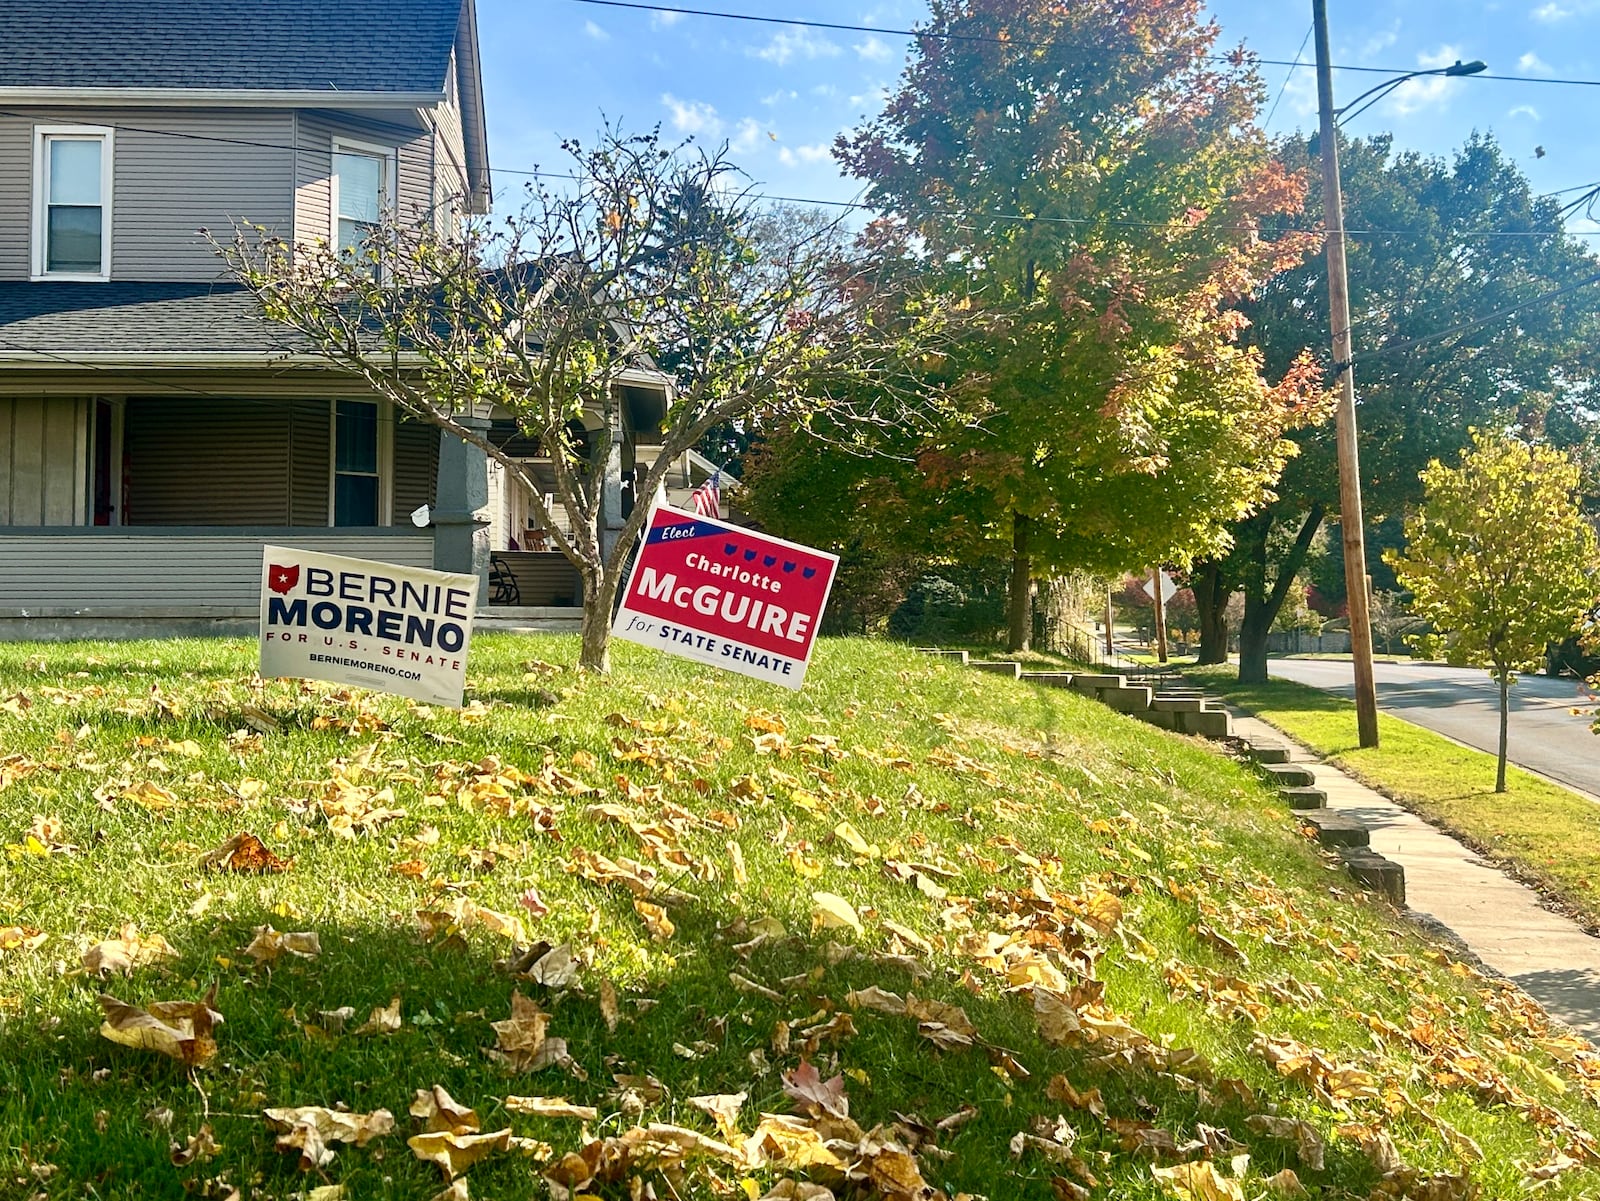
[0,0,462,93]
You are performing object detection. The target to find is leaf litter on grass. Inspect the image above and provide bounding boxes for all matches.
[7,638,1600,1198]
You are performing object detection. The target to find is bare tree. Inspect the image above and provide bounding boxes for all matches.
[217,127,944,672]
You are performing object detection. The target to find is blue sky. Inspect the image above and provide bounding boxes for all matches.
[478,0,1600,241]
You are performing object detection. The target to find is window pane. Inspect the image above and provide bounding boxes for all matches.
[47,206,102,272]
[337,217,377,260]
[49,139,102,206]
[335,401,378,473]
[334,474,379,526]
[334,151,382,223]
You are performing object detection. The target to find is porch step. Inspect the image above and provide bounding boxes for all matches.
[1340,848,1406,904]
[1278,787,1327,810]
[1260,762,1316,788]
[1300,810,1370,848]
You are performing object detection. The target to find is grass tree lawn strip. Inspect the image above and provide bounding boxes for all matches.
[1188,665,1600,933]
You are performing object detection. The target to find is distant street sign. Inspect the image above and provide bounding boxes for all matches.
[1142,570,1178,603]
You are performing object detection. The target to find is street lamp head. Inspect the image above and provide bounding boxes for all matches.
[1333,59,1489,126]
[1444,59,1489,77]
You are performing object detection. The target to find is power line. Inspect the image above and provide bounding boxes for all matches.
[566,0,1600,88]
[1264,25,1314,129]
[3,108,1595,242]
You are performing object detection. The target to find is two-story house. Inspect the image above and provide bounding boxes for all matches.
[0,0,643,638]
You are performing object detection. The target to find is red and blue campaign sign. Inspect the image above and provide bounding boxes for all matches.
[612,505,838,689]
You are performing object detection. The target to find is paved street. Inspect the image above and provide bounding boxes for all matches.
[1268,658,1600,797]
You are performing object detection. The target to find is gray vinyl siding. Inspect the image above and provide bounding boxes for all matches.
[296,110,436,243]
[288,399,331,525]
[0,108,294,282]
[433,51,469,225]
[393,420,438,518]
[0,530,435,615]
[0,396,88,525]
[124,398,292,524]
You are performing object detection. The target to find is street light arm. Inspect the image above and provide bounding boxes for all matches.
[1333,59,1488,127]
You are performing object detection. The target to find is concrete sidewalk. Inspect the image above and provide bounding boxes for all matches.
[1231,711,1600,1043]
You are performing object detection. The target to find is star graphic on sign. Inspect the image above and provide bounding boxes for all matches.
[267,564,301,595]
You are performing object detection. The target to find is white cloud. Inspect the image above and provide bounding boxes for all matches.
[730,118,762,154]
[778,143,833,167]
[1360,25,1399,58]
[848,82,892,108]
[661,93,722,137]
[582,19,609,41]
[761,88,799,106]
[1518,51,1553,72]
[854,34,895,62]
[812,83,839,98]
[1532,1,1571,19]
[1386,45,1466,116]
[1508,104,1541,119]
[650,9,684,28]
[1277,67,1319,119]
[750,27,842,65]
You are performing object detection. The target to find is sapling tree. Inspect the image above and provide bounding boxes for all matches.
[1386,433,1599,791]
[218,127,945,672]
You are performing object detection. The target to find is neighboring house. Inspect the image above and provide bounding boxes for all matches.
[0,0,660,637]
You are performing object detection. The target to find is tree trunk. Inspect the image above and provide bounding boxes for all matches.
[1496,671,1510,793]
[1235,503,1326,685]
[578,565,620,674]
[1193,560,1231,665]
[1007,512,1032,653]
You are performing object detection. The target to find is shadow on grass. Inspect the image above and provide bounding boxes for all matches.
[3,880,1386,1201]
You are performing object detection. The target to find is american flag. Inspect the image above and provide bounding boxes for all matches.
[691,468,722,519]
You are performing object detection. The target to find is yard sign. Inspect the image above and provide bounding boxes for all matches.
[259,546,479,708]
[612,505,838,690]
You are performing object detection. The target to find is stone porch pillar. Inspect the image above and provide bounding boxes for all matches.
[433,416,491,603]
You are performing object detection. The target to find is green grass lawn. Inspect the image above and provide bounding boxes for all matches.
[1187,665,1600,932]
[3,636,1600,1199]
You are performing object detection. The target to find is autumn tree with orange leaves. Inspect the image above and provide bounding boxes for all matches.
[752,0,1328,650]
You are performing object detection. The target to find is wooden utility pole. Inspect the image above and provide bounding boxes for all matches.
[1150,568,1169,664]
[1104,585,1115,657]
[1313,0,1380,748]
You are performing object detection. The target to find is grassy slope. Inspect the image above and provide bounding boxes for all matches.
[0,637,1597,1200]
[1186,665,1600,931]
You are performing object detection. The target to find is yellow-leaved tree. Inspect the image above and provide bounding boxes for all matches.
[1386,432,1598,792]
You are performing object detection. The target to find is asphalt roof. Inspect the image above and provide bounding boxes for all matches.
[0,282,301,357]
[0,0,463,93]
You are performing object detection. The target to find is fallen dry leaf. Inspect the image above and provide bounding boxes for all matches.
[503,1096,598,1121]
[634,899,675,941]
[263,1106,393,1170]
[1262,1168,1310,1197]
[198,831,290,873]
[98,987,221,1067]
[408,1128,512,1180]
[811,892,863,936]
[0,925,46,953]
[488,990,556,1072]
[356,997,403,1035]
[687,1091,748,1141]
[242,926,321,965]
[169,1123,219,1166]
[1151,1160,1245,1201]
[411,1086,480,1134]
[83,925,178,977]
[782,1059,850,1120]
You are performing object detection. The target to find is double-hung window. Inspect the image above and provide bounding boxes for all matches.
[32,126,113,280]
[331,138,393,263]
[332,399,388,526]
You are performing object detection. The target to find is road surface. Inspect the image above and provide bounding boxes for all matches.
[1266,659,1600,798]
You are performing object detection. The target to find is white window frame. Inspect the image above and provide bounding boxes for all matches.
[329,134,396,255]
[327,398,393,527]
[31,124,114,281]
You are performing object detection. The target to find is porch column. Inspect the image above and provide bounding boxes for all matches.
[599,439,626,563]
[433,417,491,601]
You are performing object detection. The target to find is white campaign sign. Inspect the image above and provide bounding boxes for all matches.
[259,546,479,708]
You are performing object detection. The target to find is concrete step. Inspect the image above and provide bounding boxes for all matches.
[1246,743,1293,765]
[1179,709,1232,738]
[916,648,970,663]
[1340,847,1406,904]
[1151,696,1206,713]
[970,660,1022,678]
[1300,810,1370,848]
[1020,671,1075,688]
[1260,762,1316,788]
[1278,786,1327,810]
[1070,673,1127,692]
